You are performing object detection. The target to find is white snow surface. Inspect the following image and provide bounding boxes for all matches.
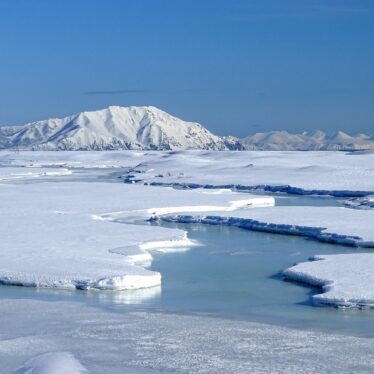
[14,352,87,374]
[3,150,374,194]
[283,254,374,308]
[0,166,72,181]
[123,150,374,194]
[0,179,272,290]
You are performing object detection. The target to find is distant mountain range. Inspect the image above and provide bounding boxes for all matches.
[241,130,374,151]
[0,106,373,151]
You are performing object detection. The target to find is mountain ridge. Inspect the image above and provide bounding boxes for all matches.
[241,130,374,151]
[0,106,373,151]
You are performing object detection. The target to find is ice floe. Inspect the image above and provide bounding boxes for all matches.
[344,195,374,210]
[14,352,87,374]
[283,254,374,308]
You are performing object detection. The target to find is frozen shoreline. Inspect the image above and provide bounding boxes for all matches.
[143,180,373,198]
[160,206,374,248]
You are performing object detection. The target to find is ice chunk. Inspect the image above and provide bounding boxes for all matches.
[284,254,374,308]
[14,352,87,374]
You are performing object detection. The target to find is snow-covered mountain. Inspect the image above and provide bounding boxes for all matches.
[0,106,228,151]
[1,106,373,151]
[241,130,374,151]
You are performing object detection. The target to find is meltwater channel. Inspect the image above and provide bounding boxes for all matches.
[1,194,374,337]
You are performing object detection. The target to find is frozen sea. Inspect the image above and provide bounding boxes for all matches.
[2,151,374,373]
[2,195,374,338]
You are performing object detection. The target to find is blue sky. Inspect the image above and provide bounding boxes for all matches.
[0,0,373,136]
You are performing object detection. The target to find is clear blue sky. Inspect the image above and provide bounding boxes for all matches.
[0,0,373,136]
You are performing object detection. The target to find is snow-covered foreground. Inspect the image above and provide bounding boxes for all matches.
[0,180,273,290]
[3,298,374,374]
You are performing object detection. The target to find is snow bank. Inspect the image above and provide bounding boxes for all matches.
[283,254,374,308]
[14,352,87,374]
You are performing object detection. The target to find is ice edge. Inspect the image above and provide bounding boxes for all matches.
[133,180,373,198]
[160,214,373,248]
